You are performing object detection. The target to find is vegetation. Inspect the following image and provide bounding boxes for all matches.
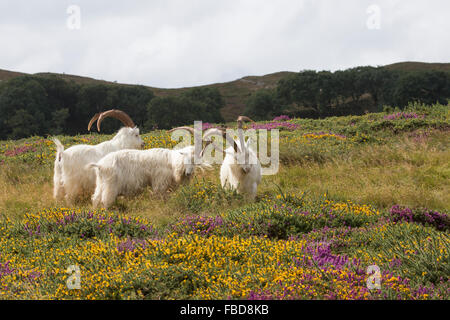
[0,76,223,139]
[245,67,450,120]
[146,87,224,130]
[2,62,450,140]
[0,102,448,299]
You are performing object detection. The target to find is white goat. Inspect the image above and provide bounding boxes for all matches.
[87,126,209,208]
[87,143,209,209]
[53,109,144,204]
[203,116,262,200]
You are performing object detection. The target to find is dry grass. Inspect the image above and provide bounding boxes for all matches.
[262,134,450,211]
[1,132,448,226]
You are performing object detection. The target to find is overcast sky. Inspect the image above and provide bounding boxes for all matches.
[0,0,449,88]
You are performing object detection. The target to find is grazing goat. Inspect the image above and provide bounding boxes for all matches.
[53,109,144,204]
[88,127,210,208]
[203,116,262,200]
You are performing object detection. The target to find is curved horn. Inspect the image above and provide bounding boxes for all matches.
[96,109,135,132]
[200,140,224,158]
[88,113,101,131]
[236,116,254,153]
[168,126,195,135]
[236,115,254,129]
[203,128,240,153]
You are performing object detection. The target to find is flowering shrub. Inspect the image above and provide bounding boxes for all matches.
[390,205,449,231]
[0,261,14,280]
[202,122,219,130]
[251,121,300,131]
[0,104,449,300]
[171,180,243,214]
[303,132,346,140]
[384,112,425,120]
[171,215,225,237]
[13,208,158,240]
[216,193,383,239]
[273,115,290,121]
[4,144,37,157]
[0,193,448,300]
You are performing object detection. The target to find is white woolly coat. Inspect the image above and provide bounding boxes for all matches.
[53,127,143,203]
[89,146,197,208]
[220,141,262,200]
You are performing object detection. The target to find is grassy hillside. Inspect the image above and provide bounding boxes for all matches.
[385,61,450,73]
[0,68,293,122]
[0,102,448,299]
[2,61,449,122]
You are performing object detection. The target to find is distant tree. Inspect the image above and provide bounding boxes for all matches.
[316,71,336,115]
[0,76,48,139]
[393,71,450,108]
[146,88,225,130]
[107,85,155,130]
[244,89,277,120]
[278,71,320,109]
[183,87,224,123]
[51,108,70,135]
[73,84,110,132]
[147,96,183,130]
[6,109,42,139]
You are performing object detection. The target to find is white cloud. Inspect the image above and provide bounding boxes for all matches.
[0,0,449,88]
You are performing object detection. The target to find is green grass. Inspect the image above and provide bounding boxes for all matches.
[0,102,448,300]
[0,102,449,221]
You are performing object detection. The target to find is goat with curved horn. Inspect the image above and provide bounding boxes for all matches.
[202,116,261,200]
[53,109,143,204]
[95,109,135,132]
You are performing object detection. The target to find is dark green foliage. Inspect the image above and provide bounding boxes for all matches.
[244,89,278,120]
[0,75,156,139]
[1,66,449,139]
[146,87,224,129]
[245,67,450,120]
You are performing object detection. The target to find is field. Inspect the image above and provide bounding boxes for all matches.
[0,102,449,299]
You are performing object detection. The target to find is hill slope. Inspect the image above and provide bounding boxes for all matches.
[0,68,294,121]
[384,61,450,73]
[1,61,449,121]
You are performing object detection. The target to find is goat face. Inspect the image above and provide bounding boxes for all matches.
[116,127,145,149]
[231,139,256,174]
[179,146,196,176]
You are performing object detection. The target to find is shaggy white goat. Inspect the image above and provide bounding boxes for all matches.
[53,109,144,204]
[203,116,262,200]
[87,143,209,209]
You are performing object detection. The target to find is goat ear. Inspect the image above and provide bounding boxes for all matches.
[225,148,239,157]
[245,137,253,147]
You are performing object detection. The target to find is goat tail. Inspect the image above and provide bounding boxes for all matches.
[52,138,65,162]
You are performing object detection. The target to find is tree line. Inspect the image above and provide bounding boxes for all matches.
[244,66,450,120]
[0,76,224,139]
[1,66,449,140]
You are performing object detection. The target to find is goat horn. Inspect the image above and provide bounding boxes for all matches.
[96,109,135,132]
[199,140,217,158]
[87,113,101,131]
[236,115,254,129]
[203,128,240,154]
[169,126,195,135]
